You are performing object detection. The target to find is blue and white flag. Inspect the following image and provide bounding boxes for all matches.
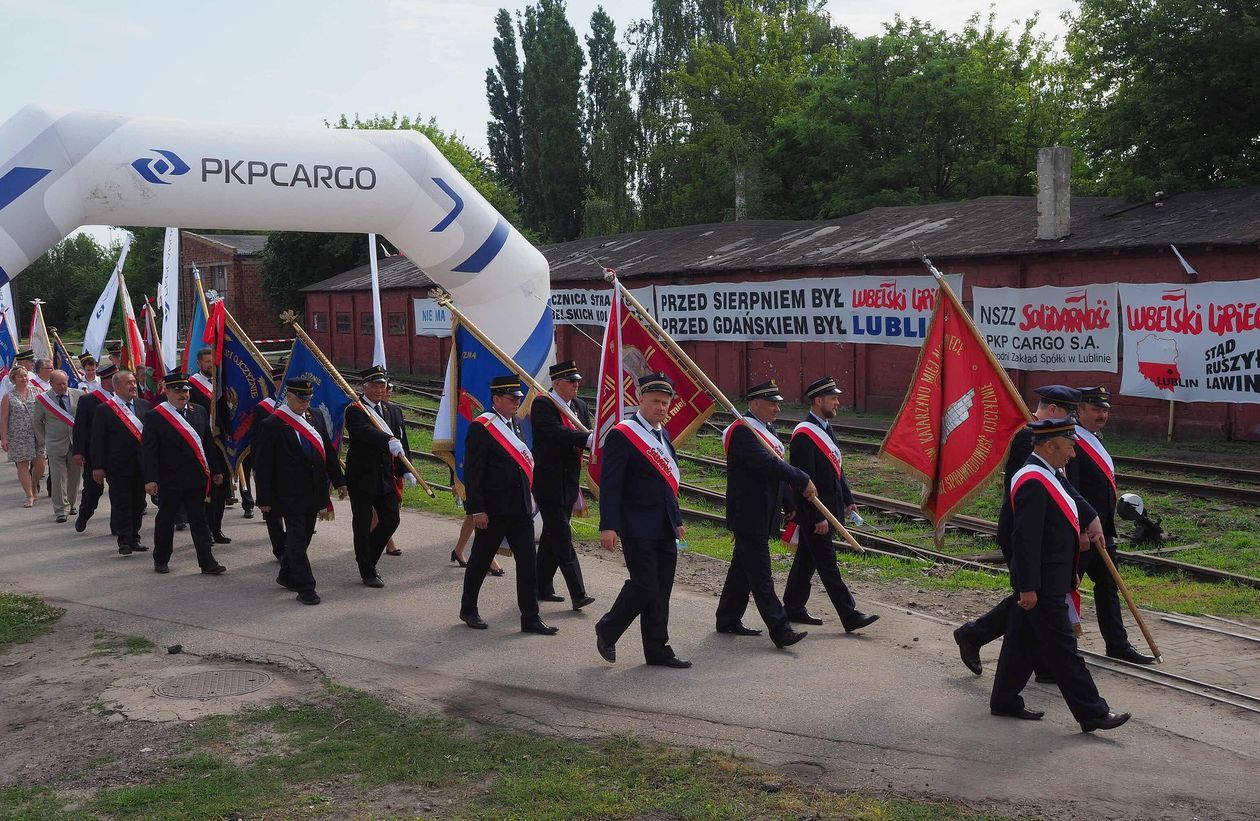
[206,302,276,471]
[0,314,15,380]
[282,337,353,448]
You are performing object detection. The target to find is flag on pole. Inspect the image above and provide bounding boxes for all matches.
[0,314,15,381]
[28,301,52,363]
[587,280,715,487]
[282,336,353,448]
[184,266,209,374]
[52,330,82,388]
[368,233,386,369]
[82,234,130,360]
[138,299,165,402]
[204,301,276,470]
[115,270,145,373]
[0,284,18,351]
[880,273,1029,532]
[158,227,180,371]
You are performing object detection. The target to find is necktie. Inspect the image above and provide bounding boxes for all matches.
[58,394,67,411]
[127,401,134,413]
[652,429,663,443]
[179,407,187,419]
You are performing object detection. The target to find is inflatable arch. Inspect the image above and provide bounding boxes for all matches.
[0,105,554,378]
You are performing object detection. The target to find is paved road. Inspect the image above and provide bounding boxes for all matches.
[2,476,1256,819]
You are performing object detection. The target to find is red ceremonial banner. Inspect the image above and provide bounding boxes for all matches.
[881,281,1030,531]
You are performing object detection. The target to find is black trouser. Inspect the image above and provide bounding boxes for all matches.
[957,594,1055,679]
[716,531,791,638]
[263,510,287,561]
[461,514,537,622]
[78,464,104,521]
[597,537,678,663]
[240,455,255,513]
[536,502,587,599]
[782,528,857,621]
[153,486,216,569]
[108,473,146,547]
[278,511,319,594]
[351,490,400,580]
[991,593,1109,722]
[1081,541,1129,650]
[205,480,227,534]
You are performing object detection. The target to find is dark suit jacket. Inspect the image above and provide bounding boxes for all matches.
[725,417,809,537]
[463,414,533,517]
[254,410,345,515]
[72,390,108,465]
[90,397,152,478]
[530,394,590,507]
[344,399,408,496]
[1064,435,1117,542]
[789,414,853,531]
[597,416,681,540]
[996,427,1097,559]
[1009,454,1083,596]
[140,403,226,492]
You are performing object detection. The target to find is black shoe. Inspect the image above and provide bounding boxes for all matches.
[75,514,87,532]
[55,515,67,524]
[298,590,321,605]
[488,567,505,577]
[212,532,232,544]
[175,522,188,531]
[461,612,488,630]
[648,657,692,669]
[450,550,468,568]
[538,593,564,603]
[276,574,298,591]
[201,564,227,575]
[843,612,879,633]
[362,576,385,589]
[1034,672,1057,684]
[117,543,132,556]
[1107,645,1156,665]
[773,629,808,649]
[787,612,824,626]
[596,629,616,663]
[717,623,762,637]
[953,627,983,675]
[131,543,149,553]
[521,618,559,635]
[226,495,238,507]
[243,509,255,519]
[153,564,169,574]
[572,595,596,611]
[69,507,77,515]
[1080,711,1131,732]
[991,705,1045,721]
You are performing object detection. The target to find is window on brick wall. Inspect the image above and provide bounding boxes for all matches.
[387,312,406,335]
[336,313,351,334]
[312,313,327,332]
[211,265,227,297]
[360,313,374,335]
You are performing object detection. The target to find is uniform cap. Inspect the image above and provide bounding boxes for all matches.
[1029,418,1079,442]
[1077,386,1111,408]
[637,372,675,396]
[14,348,33,360]
[285,378,315,397]
[489,374,524,397]
[79,353,97,367]
[746,380,784,402]
[359,365,388,384]
[97,364,118,379]
[549,360,583,381]
[164,371,191,389]
[1034,384,1081,411]
[804,376,842,400]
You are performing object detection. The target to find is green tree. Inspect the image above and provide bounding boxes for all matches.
[583,6,638,235]
[14,233,114,338]
[1066,0,1260,197]
[520,0,587,241]
[486,8,525,208]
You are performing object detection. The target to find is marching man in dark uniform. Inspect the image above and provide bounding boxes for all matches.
[595,373,690,668]
[254,379,347,605]
[460,375,556,634]
[1067,386,1154,664]
[90,370,152,555]
[344,366,409,588]
[953,385,1103,675]
[141,372,227,575]
[72,363,116,532]
[990,419,1130,732]
[782,377,879,632]
[246,370,286,560]
[716,380,815,648]
[189,347,232,545]
[531,360,596,610]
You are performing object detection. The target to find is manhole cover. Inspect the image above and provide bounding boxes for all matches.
[154,670,273,699]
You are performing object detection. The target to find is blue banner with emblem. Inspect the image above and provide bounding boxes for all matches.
[212,312,276,471]
[0,315,14,380]
[52,333,80,388]
[281,337,352,448]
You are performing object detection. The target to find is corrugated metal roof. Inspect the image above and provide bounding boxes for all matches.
[184,232,269,256]
[299,253,435,292]
[301,187,1260,292]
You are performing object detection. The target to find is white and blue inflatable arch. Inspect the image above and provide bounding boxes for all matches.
[0,104,554,439]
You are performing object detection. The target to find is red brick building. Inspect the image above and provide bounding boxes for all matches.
[179,232,281,341]
[302,187,1260,440]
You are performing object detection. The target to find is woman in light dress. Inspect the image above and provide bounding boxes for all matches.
[0,366,47,507]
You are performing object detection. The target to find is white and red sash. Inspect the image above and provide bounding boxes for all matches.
[276,405,326,461]
[549,390,580,431]
[81,379,102,394]
[1011,462,1079,530]
[792,420,842,481]
[190,372,212,399]
[257,396,278,416]
[154,402,210,489]
[474,412,535,487]
[36,391,75,427]
[1074,425,1117,496]
[104,394,144,442]
[28,374,48,392]
[723,414,784,457]
[613,415,680,496]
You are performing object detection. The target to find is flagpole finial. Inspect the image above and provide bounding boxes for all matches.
[279,310,299,327]
[602,268,616,283]
[431,288,452,307]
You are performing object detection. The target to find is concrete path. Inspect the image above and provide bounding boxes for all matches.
[1,474,1256,819]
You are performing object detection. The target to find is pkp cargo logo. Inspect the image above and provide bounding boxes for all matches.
[131,149,190,185]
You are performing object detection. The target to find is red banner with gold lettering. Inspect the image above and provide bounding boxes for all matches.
[881,281,1030,531]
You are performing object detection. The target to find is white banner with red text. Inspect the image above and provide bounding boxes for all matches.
[972,284,1119,372]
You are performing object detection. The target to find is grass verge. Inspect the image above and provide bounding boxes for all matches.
[0,592,64,654]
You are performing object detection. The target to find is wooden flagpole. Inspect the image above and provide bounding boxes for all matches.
[605,272,864,554]
[1092,541,1161,662]
[431,290,590,433]
[48,327,84,381]
[279,310,434,497]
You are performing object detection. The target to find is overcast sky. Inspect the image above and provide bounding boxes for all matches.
[1,0,1076,245]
